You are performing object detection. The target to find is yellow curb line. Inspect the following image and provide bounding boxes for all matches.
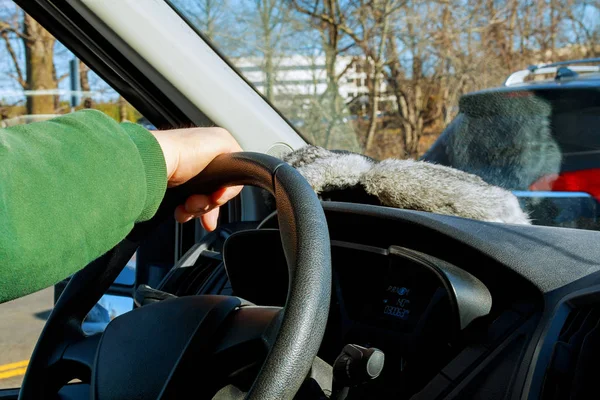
[0,360,29,380]
[0,367,28,380]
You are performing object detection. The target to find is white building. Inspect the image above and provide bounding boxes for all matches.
[233,55,388,104]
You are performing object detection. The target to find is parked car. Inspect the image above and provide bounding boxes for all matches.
[422,58,600,229]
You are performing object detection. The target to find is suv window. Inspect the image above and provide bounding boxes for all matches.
[423,88,600,230]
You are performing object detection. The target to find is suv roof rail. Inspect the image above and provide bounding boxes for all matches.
[531,58,600,69]
[505,58,600,86]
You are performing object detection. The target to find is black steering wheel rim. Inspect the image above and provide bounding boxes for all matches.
[19,152,332,400]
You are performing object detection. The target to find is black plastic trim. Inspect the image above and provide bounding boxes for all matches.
[0,389,18,400]
[517,284,600,400]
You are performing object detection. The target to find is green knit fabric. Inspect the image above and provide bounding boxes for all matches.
[0,109,167,303]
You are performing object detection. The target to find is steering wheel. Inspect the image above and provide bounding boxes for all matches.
[18,152,332,400]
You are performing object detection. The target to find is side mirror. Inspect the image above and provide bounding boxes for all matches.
[53,256,136,334]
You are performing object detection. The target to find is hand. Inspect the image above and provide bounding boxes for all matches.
[151,127,243,231]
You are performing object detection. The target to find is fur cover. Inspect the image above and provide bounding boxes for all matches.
[278,145,531,225]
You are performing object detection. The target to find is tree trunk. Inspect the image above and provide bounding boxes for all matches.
[549,0,557,59]
[323,42,341,148]
[204,0,215,40]
[507,0,518,69]
[291,0,343,148]
[264,47,275,102]
[23,14,56,115]
[439,5,451,125]
[399,84,421,158]
[364,63,380,154]
[364,0,392,155]
[79,60,93,108]
[385,29,425,159]
[322,0,341,149]
[118,96,128,122]
[260,0,275,102]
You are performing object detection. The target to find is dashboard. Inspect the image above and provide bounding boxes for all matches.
[219,202,600,399]
[224,231,496,398]
[158,201,600,399]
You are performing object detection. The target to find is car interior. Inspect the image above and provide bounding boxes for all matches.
[3,1,600,400]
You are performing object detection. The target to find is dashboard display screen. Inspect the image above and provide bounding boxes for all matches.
[332,244,447,334]
[375,259,442,332]
[381,285,413,321]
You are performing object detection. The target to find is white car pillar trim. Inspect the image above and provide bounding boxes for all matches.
[79,0,306,153]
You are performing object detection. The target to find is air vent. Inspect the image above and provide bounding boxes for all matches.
[157,252,223,296]
[541,305,600,400]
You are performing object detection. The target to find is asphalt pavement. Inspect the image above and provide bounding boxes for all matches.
[0,287,53,390]
[0,260,135,391]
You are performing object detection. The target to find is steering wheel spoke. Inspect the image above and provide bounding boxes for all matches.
[211,306,283,391]
[60,333,102,383]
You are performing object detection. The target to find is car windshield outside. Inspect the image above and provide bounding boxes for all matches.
[170,0,600,230]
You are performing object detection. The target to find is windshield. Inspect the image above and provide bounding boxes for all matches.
[169,0,600,230]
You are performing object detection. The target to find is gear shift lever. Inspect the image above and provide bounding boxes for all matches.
[332,344,385,400]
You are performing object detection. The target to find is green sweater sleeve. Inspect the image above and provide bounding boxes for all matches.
[0,109,167,303]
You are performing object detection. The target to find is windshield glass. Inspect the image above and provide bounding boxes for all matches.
[169,0,600,230]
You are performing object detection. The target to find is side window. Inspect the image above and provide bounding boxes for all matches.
[0,5,139,389]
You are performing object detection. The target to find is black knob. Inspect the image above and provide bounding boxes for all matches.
[333,344,385,387]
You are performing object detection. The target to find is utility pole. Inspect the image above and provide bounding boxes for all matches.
[69,58,81,111]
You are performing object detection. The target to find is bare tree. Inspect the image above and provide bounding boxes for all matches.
[291,0,355,148]
[0,9,62,115]
[199,0,600,157]
[180,0,229,41]
[252,0,291,102]
[307,0,402,153]
[564,0,600,57]
[360,0,396,154]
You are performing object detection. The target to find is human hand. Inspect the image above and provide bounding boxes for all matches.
[151,127,243,231]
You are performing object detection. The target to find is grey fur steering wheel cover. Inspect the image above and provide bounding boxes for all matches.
[283,146,530,225]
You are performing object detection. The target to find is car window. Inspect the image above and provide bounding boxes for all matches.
[0,4,137,389]
[169,0,600,231]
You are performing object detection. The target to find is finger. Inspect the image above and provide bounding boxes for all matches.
[210,185,244,206]
[174,204,195,223]
[200,207,220,231]
[174,187,241,225]
[184,194,214,214]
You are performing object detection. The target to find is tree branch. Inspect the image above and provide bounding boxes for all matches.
[0,31,26,88]
[335,56,358,80]
[0,20,31,41]
[57,72,70,83]
[291,0,365,47]
[338,42,356,54]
